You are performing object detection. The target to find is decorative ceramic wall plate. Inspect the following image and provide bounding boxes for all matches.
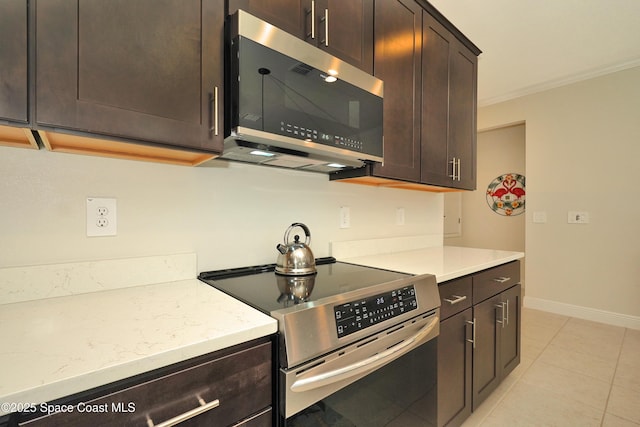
[486,173,526,216]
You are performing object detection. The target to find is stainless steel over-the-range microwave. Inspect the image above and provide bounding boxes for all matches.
[223,10,384,173]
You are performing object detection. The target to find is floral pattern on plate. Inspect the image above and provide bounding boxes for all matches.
[486,173,526,216]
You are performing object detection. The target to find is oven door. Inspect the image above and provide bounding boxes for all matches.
[281,310,439,426]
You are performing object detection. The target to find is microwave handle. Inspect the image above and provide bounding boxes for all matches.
[290,313,439,392]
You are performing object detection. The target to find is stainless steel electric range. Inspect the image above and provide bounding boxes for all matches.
[199,257,440,426]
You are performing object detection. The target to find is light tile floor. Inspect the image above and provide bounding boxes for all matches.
[462,308,640,426]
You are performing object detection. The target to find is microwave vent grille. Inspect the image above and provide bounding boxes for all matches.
[290,62,313,76]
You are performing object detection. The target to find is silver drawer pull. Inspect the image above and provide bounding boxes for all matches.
[493,276,511,283]
[146,396,220,427]
[443,294,467,305]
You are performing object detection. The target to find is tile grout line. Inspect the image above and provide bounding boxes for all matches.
[475,310,570,426]
[600,327,628,427]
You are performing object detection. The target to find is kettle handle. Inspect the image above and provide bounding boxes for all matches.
[284,223,311,245]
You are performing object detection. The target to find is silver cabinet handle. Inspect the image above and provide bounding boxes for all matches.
[323,8,329,46]
[213,86,219,136]
[291,313,439,392]
[209,86,219,136]
[466,318,476,349]
[448,157,461,181]
[502,301,507,327]
[449,157,457,180]
[493,277,511,283]
[308,0,316,39]
[495,303,503,326]
[146,396,220,427]
[494,302,507,328]
[506,298,510,326]
[443,294,467,305]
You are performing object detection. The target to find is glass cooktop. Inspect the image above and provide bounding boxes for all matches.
[198,258,411,314]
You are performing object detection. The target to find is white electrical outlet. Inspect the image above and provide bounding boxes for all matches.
[339,206,351,229]
[87,197,117,237]
[396,208,405,225]
[568,211,589,224]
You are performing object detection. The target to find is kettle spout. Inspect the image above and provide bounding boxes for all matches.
[277,243,288,254]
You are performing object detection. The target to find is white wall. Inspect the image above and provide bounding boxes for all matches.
[477,66,640,323]
[0,147,444,272]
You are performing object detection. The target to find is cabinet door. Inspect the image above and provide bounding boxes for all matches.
[0,0,28,124]
[472,293,502,410]
[228,0,306,38]
[314,0,373,73]
[438,308,473,427]
[370,0,422,182]
[36,0,223,153]
[421,11,478,190]
[449,38,477,190]
[500,284,521,378]
[230,1,373,73]
[420,11,451,187]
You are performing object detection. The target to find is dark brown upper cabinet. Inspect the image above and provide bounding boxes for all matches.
[307,0,374,73]
[228,0,374,73]
[228,0,307,38]
[0,0,38,149]
[369,0,423,182]
[331,0,480,192]
[0,0,28,124]
[34,0,224,164]
[421,11,478,190]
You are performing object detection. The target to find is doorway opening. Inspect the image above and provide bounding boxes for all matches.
[444,122,526,286]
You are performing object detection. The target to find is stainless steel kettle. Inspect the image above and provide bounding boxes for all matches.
[275,223,316,276]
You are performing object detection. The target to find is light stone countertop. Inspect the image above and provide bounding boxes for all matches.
[340,245,524,282]
[0,278,277,416]
[0,246,522,416]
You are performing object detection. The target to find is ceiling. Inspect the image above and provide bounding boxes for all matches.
[428,0,640,106]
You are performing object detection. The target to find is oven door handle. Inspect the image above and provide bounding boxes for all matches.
[290,313,439,392]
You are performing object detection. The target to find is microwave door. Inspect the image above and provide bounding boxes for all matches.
[236,38,381,152]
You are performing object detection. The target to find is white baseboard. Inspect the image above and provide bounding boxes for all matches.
[524,296,640,330]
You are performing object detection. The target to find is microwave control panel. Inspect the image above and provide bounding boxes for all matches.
[334,285,417,338]
[280,122,364,152]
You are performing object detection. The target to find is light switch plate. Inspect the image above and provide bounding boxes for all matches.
[339,206,351,229]
[396,208,405,225]
[568,211,589,224]
[533,211,547,223]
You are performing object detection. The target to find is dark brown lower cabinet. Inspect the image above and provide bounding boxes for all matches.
[437,261,521,427]
[438,307,473,427]
[16,338,273,427]
[472,283,521,410]
[499,284,522,379]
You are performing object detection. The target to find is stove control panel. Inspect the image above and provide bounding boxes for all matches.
[334,285,418,338]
